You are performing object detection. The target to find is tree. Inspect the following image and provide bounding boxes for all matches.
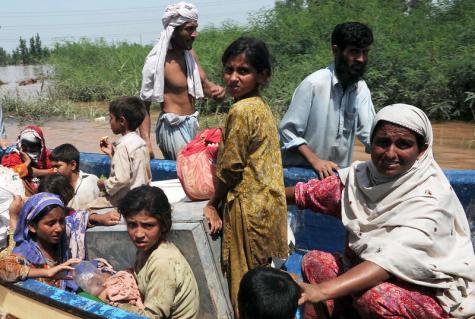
[18,37,29,64]
[35,33,43,59]
[0,47,9,66]
[11,49,19,65]
[29,36,37,60]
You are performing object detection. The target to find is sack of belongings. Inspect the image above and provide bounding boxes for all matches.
[176,128,222,201]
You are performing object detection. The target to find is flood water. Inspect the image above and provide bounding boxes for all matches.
[1,65,474,169]
[0,65,53,98]
[352,121,475,170]
[2,117,474,169]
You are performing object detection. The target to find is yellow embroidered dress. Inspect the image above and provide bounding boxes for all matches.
[216,96,288,305]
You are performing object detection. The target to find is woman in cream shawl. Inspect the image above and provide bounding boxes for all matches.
[290,104,475,318]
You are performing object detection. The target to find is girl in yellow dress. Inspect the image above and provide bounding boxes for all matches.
[203,37,288,309]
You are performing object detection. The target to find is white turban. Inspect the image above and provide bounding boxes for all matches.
[140,2,203,103]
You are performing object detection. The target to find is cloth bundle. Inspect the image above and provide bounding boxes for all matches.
[177,128,222,200]
[104,271,144,309]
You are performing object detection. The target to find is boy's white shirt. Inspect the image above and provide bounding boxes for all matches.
[68,170,100,211]
[105,132,152,206]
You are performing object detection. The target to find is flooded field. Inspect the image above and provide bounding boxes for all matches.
[352,121,475,170]
[3,117,475,169]
[0,65,52,98]
[1,65,474,169]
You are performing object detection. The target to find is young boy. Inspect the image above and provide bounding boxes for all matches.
[238,267,300,319]
[97,96,152,206]
[50,143,100,210]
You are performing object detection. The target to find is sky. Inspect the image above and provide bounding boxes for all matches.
[0,0,275,52]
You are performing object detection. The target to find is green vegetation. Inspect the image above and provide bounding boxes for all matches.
[0,33,50,65]
[0,95,103,120]
[48,40,146,102]
[5,0,475,121]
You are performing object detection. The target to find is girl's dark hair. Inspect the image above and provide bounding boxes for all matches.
[118,186,172,241]
[29,204,63,227]
[371,120,426,150]
[38,173,75,205]
[221,37,272,76]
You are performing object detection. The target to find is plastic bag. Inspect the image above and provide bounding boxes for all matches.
[176,128,222,201]
[0,166,25,248]
[73,260,106,296]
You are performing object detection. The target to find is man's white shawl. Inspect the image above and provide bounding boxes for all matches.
[339,104,475,318]
[140,2,203,102]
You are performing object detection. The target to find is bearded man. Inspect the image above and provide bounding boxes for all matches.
[140,2,225,160]
[279,22,375,178]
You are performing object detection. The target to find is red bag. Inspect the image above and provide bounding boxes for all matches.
[176,128,222,201]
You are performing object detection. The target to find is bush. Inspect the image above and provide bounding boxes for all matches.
[46,0,475,121]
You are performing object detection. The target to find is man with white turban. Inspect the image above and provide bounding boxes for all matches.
[140,2,225,160]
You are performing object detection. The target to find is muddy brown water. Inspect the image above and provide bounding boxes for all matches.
[3,116,475,170]
[2,65,474,169]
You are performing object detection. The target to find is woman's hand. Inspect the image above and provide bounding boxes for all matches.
[203,205,222,235]
[90,211,121,226]
[45,258,81,280]
[297,281,328,305]
[8,195,23,229]
[19,151,32,167]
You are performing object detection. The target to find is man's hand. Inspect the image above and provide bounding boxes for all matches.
[309,158,339,179]
[203,205,222,235]
[209,84,225,101]
[297,144,338,179]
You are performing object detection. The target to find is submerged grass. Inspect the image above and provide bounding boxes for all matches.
[1,95,104,121]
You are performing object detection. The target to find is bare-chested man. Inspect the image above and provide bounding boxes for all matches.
[140,2,224,160]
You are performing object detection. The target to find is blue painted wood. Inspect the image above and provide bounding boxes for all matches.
[15,279,147,318]
[80,153,474,212]
[79,153,474,252]
[79,152,178,181]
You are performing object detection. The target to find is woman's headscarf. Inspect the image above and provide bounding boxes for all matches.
[13,192,67,265]
[16,125,51,169]
[140,2,203,103]
[339,104,475,317]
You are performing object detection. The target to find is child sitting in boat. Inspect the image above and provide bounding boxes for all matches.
[50,143,100,210]
[238,267,300,319]
[0,175,120,288]
[38,173,120,231]
[96,97,152,207]
[1,126,55,195]
[108,185,199,318]
[0,193,83,290]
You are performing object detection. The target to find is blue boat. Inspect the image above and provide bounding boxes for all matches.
[0,152,473,318]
